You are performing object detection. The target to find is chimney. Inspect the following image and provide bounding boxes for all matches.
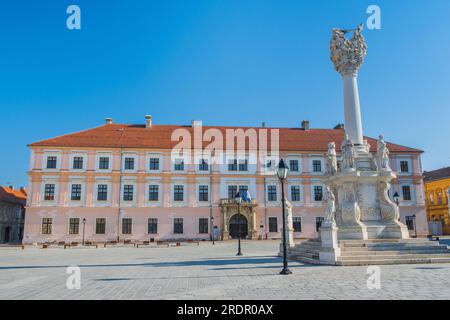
[191,120,202,128]
[145,115,152,128]
[8,185,14,190]
[20,186,26,193]
[301,120,310,130]
[334,123,345,129]
[261,122,266,128]
[105,118,113,125]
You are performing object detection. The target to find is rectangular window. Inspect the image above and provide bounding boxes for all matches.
[238,159,248,171]
[400,161,409,173]
[42,218,52,234]
[70,184,82,201]
[268,186,277,201]
[72,157,83,170]
[291,186,301,201]
[314,186,323,201]
[199,159,209,171]
[124,157,135,170]
[99,157,109,170]
[316,217,324,232]
[174,185,184,201]
[402,185,412,201]
[69,218,80,235]
[95,218,106,234]
[97,184,108,201]
[405,216,415,230]
[123,185,134,201]
[269,217,278,233]
[148,185,159,201]
[174,218,183,234]
[289,159,299,172]
[122,218,132,234]
[46,156,57,169]
[228,185,237,199]
[266,160,274,169]
[293,217,302,232]
[228,159,238,171]
[174,159,184,171]
[44,184,55,201]
[149,158,160,170]
[148,218,158,234]
[198,185,209,202]
[312,160,322,172]
[199,218,209,234]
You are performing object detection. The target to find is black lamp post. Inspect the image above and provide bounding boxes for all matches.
[277,159,291,275]
[82,218,86,246]
[211,216,215,245]
[393,192,400,206]
[235,191,243,256]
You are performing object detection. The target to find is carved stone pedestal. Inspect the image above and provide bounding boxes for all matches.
[319,222,341,265]
[279,200,295,255]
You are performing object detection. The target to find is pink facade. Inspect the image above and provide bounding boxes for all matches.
[23,123,428,244]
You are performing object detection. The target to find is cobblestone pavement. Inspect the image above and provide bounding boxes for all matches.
[0,240,449,300]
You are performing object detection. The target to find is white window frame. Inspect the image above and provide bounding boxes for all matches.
[122,153,138,173]
[42,151,61,172]
[397,157,412,175]
[41,178,59,205]
[69,152,87,172]
[94,179,112,207]
[96,152,113,172]
[309,156,324,175]
[121,180,137,207]
[67,178,86,206]
[146,153,163,173]
[171,179,187,207]
[286,155,302,174]
[146,179,162,207]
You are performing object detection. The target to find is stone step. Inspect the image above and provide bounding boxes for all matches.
[336,257,450,266]
[339,239,433,244]
[287,254,320,264]
[342,245,448,252]
[339,253,450,261]
[340,248,450,256]
[288,251,319,259]
[341,243,443,250]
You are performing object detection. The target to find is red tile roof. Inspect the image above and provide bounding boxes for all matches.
[423,167,450,182]
[0,186,27,205]
[29,124,423,153]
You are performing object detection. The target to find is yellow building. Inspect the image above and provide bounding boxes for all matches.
[424,167,450,235]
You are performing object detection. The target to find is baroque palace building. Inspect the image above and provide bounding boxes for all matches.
[424,167,450,235]
[23,117,428,244]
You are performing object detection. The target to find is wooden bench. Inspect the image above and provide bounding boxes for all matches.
[156,241,170,247]
[104,241,117,247]
[58,241,71,249]
[135,241,150,248]
[84,241,98,248]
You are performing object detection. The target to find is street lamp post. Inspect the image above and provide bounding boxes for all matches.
[393,192,400,206]
[277,159,292,275]
[235,191,243,256]
[211,216,215,245]
[82,218,86,246]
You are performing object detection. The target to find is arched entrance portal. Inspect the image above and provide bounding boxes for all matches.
[229,214,248,239]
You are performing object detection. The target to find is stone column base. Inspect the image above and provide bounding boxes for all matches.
[337,223,368,240]
[319,224,341,265]
[222,231,230,241]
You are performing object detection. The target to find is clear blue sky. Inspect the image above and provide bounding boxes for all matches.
[1,0,449,187]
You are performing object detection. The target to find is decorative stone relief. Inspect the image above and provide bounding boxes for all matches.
[324,186,336,225]
[341,182,361,225]
[378,181,399,221]
[330,23,367,76]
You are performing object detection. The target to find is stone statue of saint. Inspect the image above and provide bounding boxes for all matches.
[327,142,338,175]
[376,135,391,171]
[325,186,336,224]
[341,134,355,171]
